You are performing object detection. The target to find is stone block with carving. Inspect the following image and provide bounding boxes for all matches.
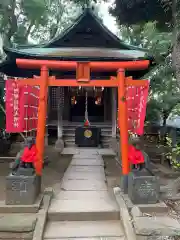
[5,174,41,205]
[128,171,160,204]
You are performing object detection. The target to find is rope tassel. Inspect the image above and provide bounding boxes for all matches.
[84,90,90,127]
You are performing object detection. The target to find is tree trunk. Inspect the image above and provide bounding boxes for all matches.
[162,111,168,144]
[162,114,167,127]
[24,21,34,40]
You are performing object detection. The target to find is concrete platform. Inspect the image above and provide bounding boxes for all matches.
[44,221,124,239]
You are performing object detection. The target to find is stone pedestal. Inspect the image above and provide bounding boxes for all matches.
[128,170,160,204]
[6,174,41,205]
[120,175,129,194]
[75,127,101,147]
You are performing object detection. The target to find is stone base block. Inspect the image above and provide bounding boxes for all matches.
[128,171,160,204]
[5,174,41,205]
[120,175,129,194]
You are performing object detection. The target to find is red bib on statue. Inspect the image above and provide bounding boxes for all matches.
[128,145,144,164]
[21,145,38,163]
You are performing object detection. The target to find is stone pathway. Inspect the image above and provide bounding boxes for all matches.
[43,149,126,239]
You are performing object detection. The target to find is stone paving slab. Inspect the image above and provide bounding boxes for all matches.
[61,179,107,191]
[44,221,124,239]
[76,149,99,155]
[72,155,102,160]
[62,148,80,155]
[63,171,106,181]
[70,158,104,166]
[66,165,104,174]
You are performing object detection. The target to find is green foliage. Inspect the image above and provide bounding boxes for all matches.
[119,20,179,125]
[0,0,82,45]
[120,21,172,63]
[110,0,172,31]
[165,135,180,169]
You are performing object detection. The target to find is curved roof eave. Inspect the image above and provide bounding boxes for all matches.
[2,47,152,62]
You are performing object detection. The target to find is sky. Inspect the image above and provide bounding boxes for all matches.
[99,0,118,35]
[28,1,118,44]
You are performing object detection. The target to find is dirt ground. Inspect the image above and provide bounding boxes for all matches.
[103,155,121,189]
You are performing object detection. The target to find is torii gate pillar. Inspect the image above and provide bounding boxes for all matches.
[35,66,48,175]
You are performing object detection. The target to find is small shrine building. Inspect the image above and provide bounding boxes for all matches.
[0,8,153,147]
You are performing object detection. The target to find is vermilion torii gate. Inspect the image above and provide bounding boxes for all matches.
[15,59,150,176]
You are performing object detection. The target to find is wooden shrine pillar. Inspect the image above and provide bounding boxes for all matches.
[57,87,64,139]
[111,87,117,137]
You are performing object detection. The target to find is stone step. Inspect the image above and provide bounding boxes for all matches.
[48,198,119,221]
[46,238,125,240]
[44,221,124,239]
[54,190,114,200]
[61,148,116,156]
[64,143,75,148]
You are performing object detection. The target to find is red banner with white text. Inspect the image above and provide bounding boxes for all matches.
[5,79,39,133]
[126,83,149,135]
